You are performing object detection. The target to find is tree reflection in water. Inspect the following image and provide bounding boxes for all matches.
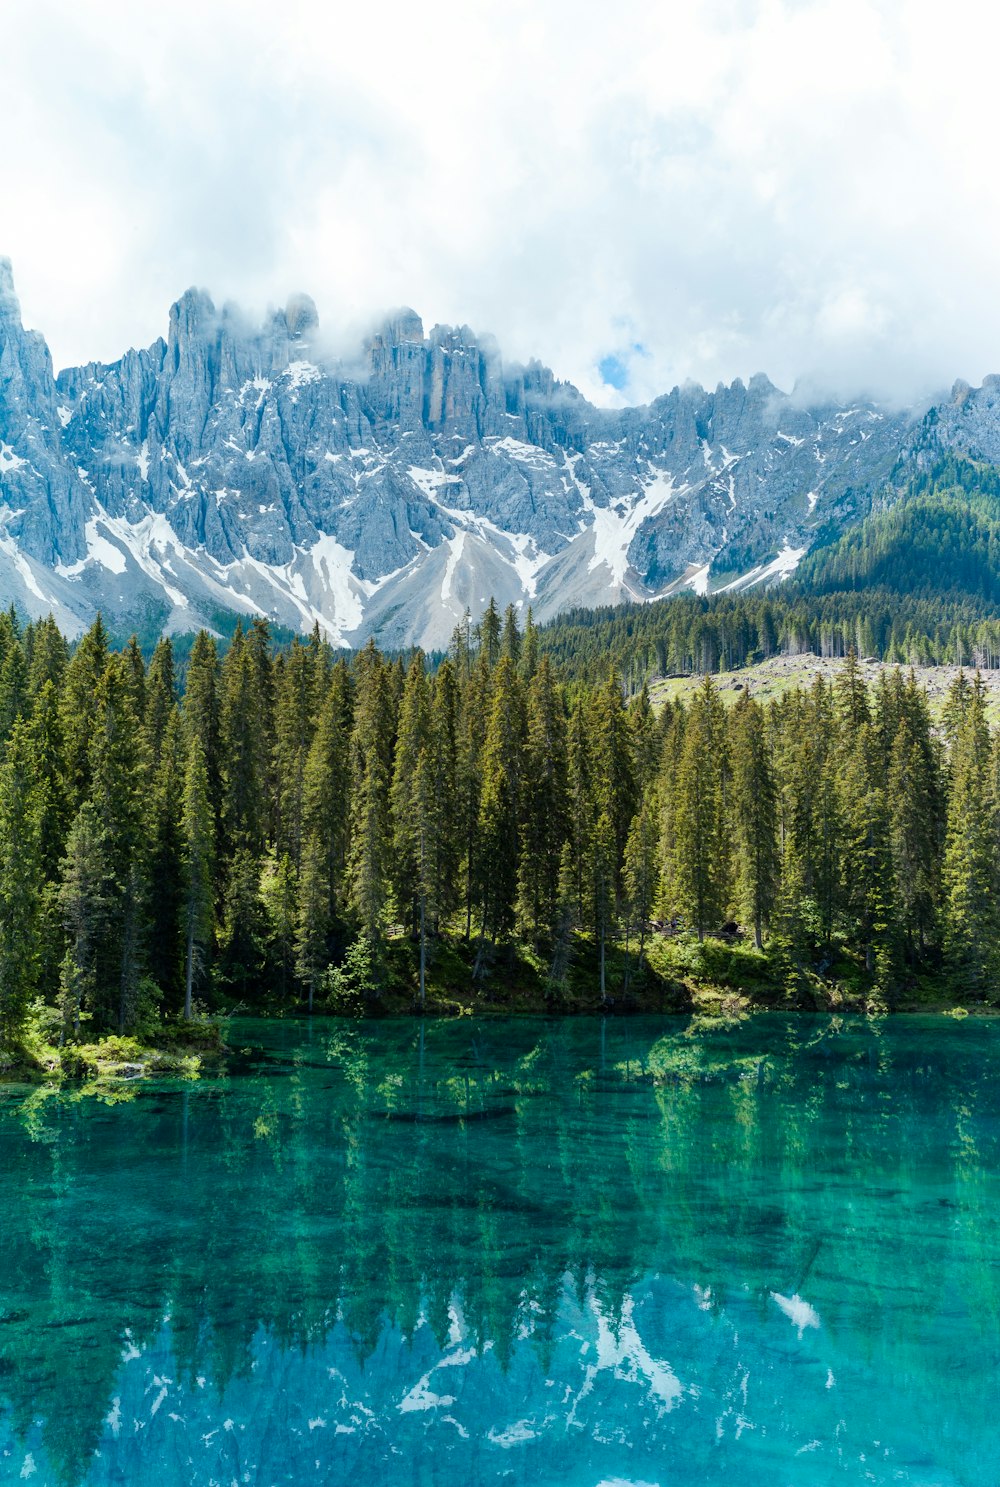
[1,1013,997,1485]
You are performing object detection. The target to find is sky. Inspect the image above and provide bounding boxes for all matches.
[3,0,1000,408]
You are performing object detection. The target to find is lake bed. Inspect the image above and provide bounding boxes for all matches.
[1,1014,996,1485]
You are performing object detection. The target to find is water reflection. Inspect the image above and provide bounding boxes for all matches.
[1,1015,998,1484]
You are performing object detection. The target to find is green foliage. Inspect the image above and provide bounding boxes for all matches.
[650,932,775,996]
[536,460,1000,685]
[0,723,46,1045]
[323,932,382,1006]
[941,675,999,994]
[664,677,729,937]
[793,461,1000,605]
[729,692,778,949]
[180,733,215,1017]
[8,589,1000,1055]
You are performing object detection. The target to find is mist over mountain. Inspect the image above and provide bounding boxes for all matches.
[0,258,997,649]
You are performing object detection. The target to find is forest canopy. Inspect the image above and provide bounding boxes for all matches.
[0,593,999,1057]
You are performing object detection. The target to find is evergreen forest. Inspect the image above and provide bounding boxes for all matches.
[540,457,1000,683]
[0,590,999,1063]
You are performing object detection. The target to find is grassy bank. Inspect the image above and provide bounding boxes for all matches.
[0,1009,228,1089]
[1,931,984,1090]
[265,929,987,1021]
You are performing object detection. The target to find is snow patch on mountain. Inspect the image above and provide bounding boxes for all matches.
[0,262,985,648]
[0,443,26,473]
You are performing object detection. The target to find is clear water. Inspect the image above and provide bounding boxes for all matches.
[1,1014,999,1486]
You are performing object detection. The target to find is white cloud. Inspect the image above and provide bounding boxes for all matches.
[2,0,1000,406]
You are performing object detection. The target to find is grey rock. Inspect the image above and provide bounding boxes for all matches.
[0,260,993,648]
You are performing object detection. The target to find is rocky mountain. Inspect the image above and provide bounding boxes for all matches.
[0,257,994,647]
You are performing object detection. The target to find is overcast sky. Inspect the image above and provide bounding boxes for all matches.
[2,0,998,407]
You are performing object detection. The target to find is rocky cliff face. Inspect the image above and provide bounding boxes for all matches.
[0,260,984,646]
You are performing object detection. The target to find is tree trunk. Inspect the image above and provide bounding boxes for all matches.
[184,911,195,1020]
[419,890,426,1008]
[419,823,427,1008]
[464,815,474,941]
[119,889,139,1034]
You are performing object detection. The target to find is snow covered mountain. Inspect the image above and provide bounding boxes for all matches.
[0,257,994,647]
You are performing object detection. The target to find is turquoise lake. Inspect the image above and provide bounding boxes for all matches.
[1,1013,998,1485]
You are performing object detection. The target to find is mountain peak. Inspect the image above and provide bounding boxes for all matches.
[748,372,777,394]
[168,286,217,336]
[0,257,19,315]
[372,308,425,347]
[0,261,977,652]
[285,293,318,340]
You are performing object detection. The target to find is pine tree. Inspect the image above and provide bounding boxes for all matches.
[0,723,45,1048]
[428,660,461,928]
[23,680,68,883]
[180,733,214,1019]
[58,803,109,1041]
[146,707,186,1004]
[306,620,333,698]
[834,650,871,732]
[837,725,895,985]
[629,681,659,800]
[665,676,729,938]
[521,606,539,682]
[26,615,68,698]
[411,748,438,1005]
[302,661,351,931]
[457,648,491,939]
[295,832,331,1011]
[183,631,221,807]
[591,809,617,1002]
[655,700,686,924]
[622,802,658,987]
[517,655,569,939]
[942,667,972,754]
[449,608,473,681]
[501,603,522,667]
[60,615,109,811]
[870,667,907,768]
[220,624,269,856]
[145,636,177,763]
[260,850,298,999]
[390,654,432,933]
[477,656,525,942]
[548,841,577,993]
[942,675,998,994]
[886,691,942,961]
[121,634,146,722]
[390,655,449,1001]
[0,637,28,747]
[217,847,267,1000]
[87,655,150,1031]
[348,641,394,943]
[773,679,840,953]
[729,692,779,949]
[273,637,318,867]
[589,671,636,909]
[565,698,595,927]
[477,598,502,669]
